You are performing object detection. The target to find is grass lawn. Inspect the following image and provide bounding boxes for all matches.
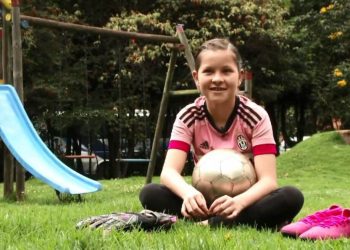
[0,131,349,249]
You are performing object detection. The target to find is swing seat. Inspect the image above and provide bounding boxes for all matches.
[64,154,100,176]
[65,154,97,159]
[116,158,150,177]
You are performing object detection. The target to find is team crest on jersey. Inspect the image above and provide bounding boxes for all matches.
[236,135,248,151]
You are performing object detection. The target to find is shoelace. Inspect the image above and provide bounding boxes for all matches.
[318,215,349,228]
[301,211,332,224]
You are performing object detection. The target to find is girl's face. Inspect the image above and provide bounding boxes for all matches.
[193,49,242,106]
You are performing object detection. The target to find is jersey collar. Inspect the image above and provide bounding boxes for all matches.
[204,96,240,134]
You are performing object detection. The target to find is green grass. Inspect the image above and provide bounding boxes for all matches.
[277,131,350,216]
[0,131,350,249]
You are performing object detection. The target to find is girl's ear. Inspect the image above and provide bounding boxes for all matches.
[192,70,200,90]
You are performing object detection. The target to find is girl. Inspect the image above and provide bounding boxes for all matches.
[140,38,303,229]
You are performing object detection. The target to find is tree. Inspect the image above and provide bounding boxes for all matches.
[19,0,349,173]
[21,1,170,178]
[288,0,350,132]
[105,0,292,146]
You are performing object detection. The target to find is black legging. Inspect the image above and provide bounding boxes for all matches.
[139,184,304,229]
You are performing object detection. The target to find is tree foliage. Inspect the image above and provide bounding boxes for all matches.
[288,0,350,132]
[104,0,292,143]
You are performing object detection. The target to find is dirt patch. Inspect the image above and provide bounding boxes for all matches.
[338,130,350,144]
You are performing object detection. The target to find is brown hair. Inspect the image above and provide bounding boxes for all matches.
[194,38,242,71]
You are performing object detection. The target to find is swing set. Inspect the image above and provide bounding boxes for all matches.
[0,2,253,201]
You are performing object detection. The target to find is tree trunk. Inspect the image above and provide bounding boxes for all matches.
[296,97,305,142]
[107,128,120,178]
[72,137,83,174]
[280,100,297,149]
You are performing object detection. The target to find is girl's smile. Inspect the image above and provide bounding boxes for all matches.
[193,49,242,107]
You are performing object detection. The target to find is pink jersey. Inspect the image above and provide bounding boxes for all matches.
[168,95,276,163]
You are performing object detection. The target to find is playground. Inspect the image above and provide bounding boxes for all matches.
[0,0,350,249]
[0,132,349,248]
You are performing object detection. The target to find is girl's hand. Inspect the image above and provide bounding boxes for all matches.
[209,195,245,219]
[181,188,209,219]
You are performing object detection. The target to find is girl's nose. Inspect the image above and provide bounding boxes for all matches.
[212,73,223,83]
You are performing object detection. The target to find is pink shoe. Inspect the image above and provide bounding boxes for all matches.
[280,205,343,237]
[299,209,350,240]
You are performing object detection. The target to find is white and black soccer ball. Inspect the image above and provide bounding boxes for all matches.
[192,149,257,204]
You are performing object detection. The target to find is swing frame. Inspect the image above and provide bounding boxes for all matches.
[2,11,253,200]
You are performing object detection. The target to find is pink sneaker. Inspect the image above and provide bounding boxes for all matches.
[280,205,343,237]
[299,209,350,240]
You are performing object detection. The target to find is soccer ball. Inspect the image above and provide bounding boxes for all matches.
[192,149,257,204]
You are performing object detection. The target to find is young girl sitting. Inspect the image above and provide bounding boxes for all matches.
[139,38,304,229]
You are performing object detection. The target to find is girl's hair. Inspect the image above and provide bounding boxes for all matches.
[194,38,242,70]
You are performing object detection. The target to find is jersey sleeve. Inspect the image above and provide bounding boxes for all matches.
[167,108,192,152]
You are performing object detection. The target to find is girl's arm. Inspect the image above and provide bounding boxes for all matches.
[160,149,209,218]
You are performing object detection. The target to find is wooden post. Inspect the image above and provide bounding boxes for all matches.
[145,49,178,184]
[20,15,179,43]
[2,6,14,199]
[0,10,3,188]
[176,24,195,73]
[145,26,199,183]
[11,0,25,201]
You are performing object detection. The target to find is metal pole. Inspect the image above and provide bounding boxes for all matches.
[145,49,177,184]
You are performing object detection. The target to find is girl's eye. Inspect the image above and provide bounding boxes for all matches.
[202,69,213,74]
[223,68,234,73]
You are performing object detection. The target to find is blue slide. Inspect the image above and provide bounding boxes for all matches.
[0,84,102,194]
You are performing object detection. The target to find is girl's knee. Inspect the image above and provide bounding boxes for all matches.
[281,186,304,213]
[139,183,159,205]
